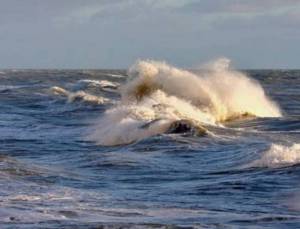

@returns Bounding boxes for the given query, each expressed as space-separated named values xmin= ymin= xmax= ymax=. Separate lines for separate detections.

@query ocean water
xmin=0 ymin=60 xmax=300 ymax=228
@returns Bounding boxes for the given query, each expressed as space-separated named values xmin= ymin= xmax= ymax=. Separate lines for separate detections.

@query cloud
xmin=53 ymin=0 xmax=195 ymax=27
xmin=53 ymin=0 xmax=300 ymax=31
xmin=172 ymin=0 xmax=300 ymax=31
xmin=0 ymin=0 xmax=299 ymax=68
xmin=180 ymin=0 xmax=300 ymax=14
xmin=55 ymin=5 xmax=104 ymax=25
xmin=54 ymin=0 xmax=159 ymax=26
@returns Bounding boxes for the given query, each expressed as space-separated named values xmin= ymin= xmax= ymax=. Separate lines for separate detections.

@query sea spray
xmin=89 ymin=58 xmax=281 ymax=146
xmin=123 ymin=58 xmax=281 ymax=121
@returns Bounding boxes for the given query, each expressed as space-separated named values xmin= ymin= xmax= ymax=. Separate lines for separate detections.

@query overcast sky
xmin=0 ymin=0 xmax=299 ymax=69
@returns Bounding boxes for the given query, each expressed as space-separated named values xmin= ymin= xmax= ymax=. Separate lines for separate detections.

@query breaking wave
xmin=89 ymin=58 xmax=281 ymax=146
xmin=75 ymin=79 xmax=119 ymax=92
xmin=51 ymin=86 xmax=110 ymax=105
xmin=251 ymin=143 xmax=300 ymax=168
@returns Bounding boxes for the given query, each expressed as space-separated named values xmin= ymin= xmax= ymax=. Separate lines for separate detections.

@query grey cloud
xmin=180 ymin=0 xmax=300 ymax=14
xmin=0 ymin=0 xmax=299 ymax=68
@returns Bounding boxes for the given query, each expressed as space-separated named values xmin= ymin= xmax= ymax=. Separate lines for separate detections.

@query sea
xmin=0 ymin=59 xmax=300 ymax=228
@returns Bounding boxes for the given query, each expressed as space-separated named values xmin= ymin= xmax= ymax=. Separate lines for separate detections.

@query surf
xmin=51 ymin=86 xmax=110 ymax=105
xmin=88 ymin=58 xmax=282 ymax=146
xmin=250 ymin=143 xmax=300 ymax=168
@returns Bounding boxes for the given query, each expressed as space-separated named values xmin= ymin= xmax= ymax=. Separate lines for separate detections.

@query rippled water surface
xmin=0 ymin=69 xmax=300 ymax=228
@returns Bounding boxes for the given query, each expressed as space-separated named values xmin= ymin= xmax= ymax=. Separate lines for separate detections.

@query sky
xmin=0 ymin=0 xmax=299 ymax=69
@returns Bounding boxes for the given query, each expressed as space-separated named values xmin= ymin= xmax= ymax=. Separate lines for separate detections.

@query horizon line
xmin=1 ymin=67 xmax=300 ymax=71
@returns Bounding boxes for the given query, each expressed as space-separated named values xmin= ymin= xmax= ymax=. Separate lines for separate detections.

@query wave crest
xmin=123 ymin=59 xmax=281 ymax=122
xmin=75 ymin=79 xmax=119 ymax=92
xmin=89 ymin=58 xmax=281 ymax=146
xmin=51 ymin=86 xmax=110 ymax=105
xmin=251 ymin=144 xmax=300 ymax=168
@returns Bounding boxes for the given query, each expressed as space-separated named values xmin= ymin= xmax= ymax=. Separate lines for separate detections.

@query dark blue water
xmin=0 ymin=69 xmax=300 ymax=228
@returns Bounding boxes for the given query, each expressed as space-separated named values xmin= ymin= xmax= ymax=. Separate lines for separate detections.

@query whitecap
xmin=77 ymin=79 xmax=119 ymax=89
xmin=51 ymin=86 xmax=110 ymax=105
xmin=251 ymin=143 xmax=300 ymax=168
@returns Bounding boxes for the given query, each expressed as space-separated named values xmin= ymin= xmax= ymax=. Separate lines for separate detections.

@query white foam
xmin=51 ymin=86 xmax=110 ymax=105
xmin=77 ymin=79 xmax=119 ymax=89
xmin=106 ymin=73 xmax=125 ymax=78
xmin=88 ymin=105 xmax=174 ymax=146
xmin=8 ymin=195 xmax=42 ymax=201
xmin=89 ymin=58 xmax=281 ymax=146
xmin=123 ymin=59 xmax=281 ymax=121
xmin=251 ymin=143 xmax=300 ymax=168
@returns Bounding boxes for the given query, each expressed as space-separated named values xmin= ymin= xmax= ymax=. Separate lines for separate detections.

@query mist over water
xmin=0 ymin=60 xmax=300 ymax=228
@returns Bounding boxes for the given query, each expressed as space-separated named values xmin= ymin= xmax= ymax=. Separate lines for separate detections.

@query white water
xmin=76 ymin=79 xmax=119 ymax=90
xmin=252 ymin=143 xmax=300 ymax=168
xmin=51 ymin=86 xmax=110 ymax=105
xmin=89 ymin=58 xmax=282 ymax=146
